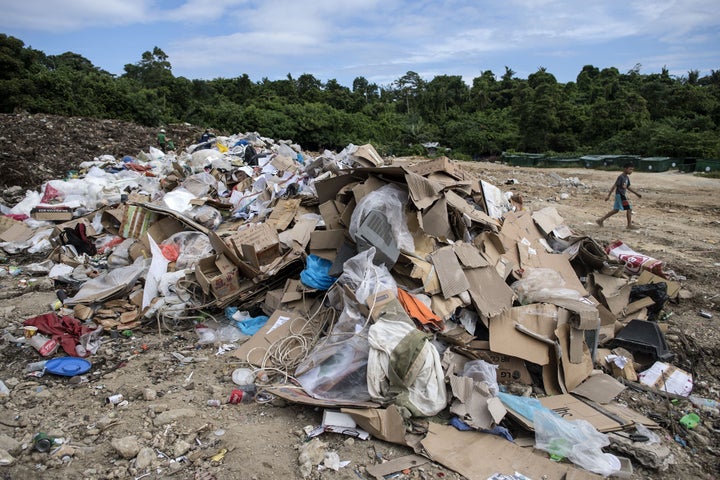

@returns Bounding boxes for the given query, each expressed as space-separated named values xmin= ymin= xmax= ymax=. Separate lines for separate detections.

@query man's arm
xmin=627 ymin=186 xmax=642 ymax=198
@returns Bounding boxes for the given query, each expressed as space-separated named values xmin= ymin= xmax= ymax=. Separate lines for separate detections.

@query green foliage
xmin=0 ymin=34 xmax=718 ymax=159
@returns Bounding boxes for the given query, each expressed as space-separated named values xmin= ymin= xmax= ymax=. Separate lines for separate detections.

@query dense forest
xmin=1 ymin=34 xmax=719 ymax=159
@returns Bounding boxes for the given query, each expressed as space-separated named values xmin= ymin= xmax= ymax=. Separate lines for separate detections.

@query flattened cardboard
xmin=453 ymin=242 xmax=490 ymax=268
xmin=465 ymin=266 xmax=514 ymax=320
xmin=571 ymin=373 xmax=626 ymax=404
xmin=352 ymin=144 xmax=384 ymax=167
xmin=318 ymin=200 xmax=344 ymax=229
xmin=233 ymin=310 xmax=314 ymax=367
xmin=430 ymin=246 xmax=469 ymax=299
xmin=365 ymin=454 xmax=428 ymax=480
xmin=532 ymin=206 xmax=566 ymax=236
xmin=637 ymin=270 xmax=680 ymax=299
xmin=404 ymin=171 xmax=443 ymax=210
xmin=421 ymin=423 xmax=601 ymax=480
xmin=448 ymin=374 xmax=506 ymax=429
xmin=555 ymin=323 xmax=593 ymax=392
xmin=341 ymin=406 xmax=408 ymax=445
xmin=591 ymin=273 xmax=632 ymax=316
xmin=451 ymin=344 xmax=533 ymax=385
xmin=539 ymin=394 xmax=631 ymax=432
xmin=444 ymin=190 xmax=499 ymax=231
xmin=278 ymin=216 xmax=318 ymax=250
xmin=501 ymin=393 xmax=631 ymax=433
xmin=489 ymin=304 xmax=561 ymax=366
xmin=310 ymin=229 xmax=346 ymax=252
xmin=227 ymin=223 xmax=280 ymax=267
xmin=265 ymin=385 xmax=380 ymax=408
xmin=403 ymin=157 xmax=465 ymax=180
xmin=0 ymin=215 xmax=33 ymax=242
xmin=266 ymin=198 xmax=301 ymax=231
xmin=420 ymin=198 xmax=454 ymax=239
xmin=353 ymin=175 xmax=386 ymax=205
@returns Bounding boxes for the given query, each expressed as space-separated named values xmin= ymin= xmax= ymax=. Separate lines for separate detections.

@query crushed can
xmin=228 ymin=389 xmax=255 ymax=404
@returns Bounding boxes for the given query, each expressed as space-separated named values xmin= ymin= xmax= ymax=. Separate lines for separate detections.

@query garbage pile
xmin=0 ymin=131 xmax=713 ymax=479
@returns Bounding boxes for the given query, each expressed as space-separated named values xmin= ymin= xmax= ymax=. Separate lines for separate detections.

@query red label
xmin=39 ymin=339 xmax=58 ymax=356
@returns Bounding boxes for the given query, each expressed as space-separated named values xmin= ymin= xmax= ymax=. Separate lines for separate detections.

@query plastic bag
xmin=190 ymin=205 xmax=223 ymax=230
xmin=511 ymin=267 xmax=584 ymax=305
xmin=300 ymin=254 xmax=337 ymax=290
xmin=348 ymin=184 xmax=414 ymax=253
xmin=296 ymin=293 xmax=372 ymax=402
xmin=337 ymin=248 xmax=397 ymax=305
xmin=216 ymin=325 xmax=246 ymax=343
xmin=534 ymin=408 xmax=621 ymax=476
xmin=195 ymin=325 xmax=218 ymax=344
xmin=161 ymin=232 xmax=213 ymax=270
xmin=462 ymin=359 xmax=499 ymax=396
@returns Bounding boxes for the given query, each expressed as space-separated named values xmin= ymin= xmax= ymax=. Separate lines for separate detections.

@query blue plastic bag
xmin=300 ymin=254 xmax=337 ymax=290
xmin=235 ymin=315 xmax=269 ymax=336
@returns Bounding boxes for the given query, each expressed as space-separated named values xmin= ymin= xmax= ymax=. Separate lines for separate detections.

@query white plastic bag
xmin=462 ymin=359 xmax=499 ymax=396
xmin=337 ymin=248 xmax=397 ymax=305
xmin=348 ymin=184 xmax=414 ymax=253
xmin=511 ymin=267 xmax=584 ymax=305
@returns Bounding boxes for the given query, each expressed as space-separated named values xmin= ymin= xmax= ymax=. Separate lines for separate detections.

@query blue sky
xmin=2 ymin=0 xmax=719 ymax=88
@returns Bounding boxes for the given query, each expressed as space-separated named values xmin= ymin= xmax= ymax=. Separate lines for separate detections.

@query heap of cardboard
xmin=0 ymin=134 xmax=686 ymax=479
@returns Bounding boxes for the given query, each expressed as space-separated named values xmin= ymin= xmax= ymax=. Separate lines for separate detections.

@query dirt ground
xmin=1 ymin=116 xmax=720 ymax=480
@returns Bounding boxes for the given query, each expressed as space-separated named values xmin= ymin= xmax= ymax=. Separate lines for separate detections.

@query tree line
xmin=1 ymin=34 xmax=718 ymax=159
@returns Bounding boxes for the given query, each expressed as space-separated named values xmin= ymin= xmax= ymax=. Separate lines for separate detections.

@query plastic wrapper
xmin=162 ymin=187 xmax=196 ymax=213
xmin=182 ymin=172 xmax=218 ymax=197
xmin=337 ymin=248 xmax=397 ymax=305
xmin=195 ymin=325 xmax=218 ymax=344
xmin=534 ymin=408 xmax=621 ymax=476
xmin=189 ymin=205 xmax=223 ymax=230
xmin=216 ymin=325 xmax=246 ymax=343
xmin=511 ymin=267 xmax=584 ymax=305
xmin=349 ymin=184 xmax=415 ymax=253
xmin=296 ymin=293 xmax=372 ymax=402
xmin=161 ymin=232 xmax=213 ymax=270
xmin=64 ymin=260 xmax=146 ymax=306
xmin=462 ymin=359 xmax=499 ymax=396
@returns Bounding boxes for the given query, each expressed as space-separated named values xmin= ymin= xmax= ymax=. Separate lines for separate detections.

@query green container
xmin=676 ymin=157 xmax=697 ymax=173
xmin=581 ymin=155 xmax=611 ymax=168
xmin=503 ymin=152 xmax=544 ymax=167
xmin=638 ymin=157 xmax=671 ymax=172
xmin=545 ymin=157 xmax=581 ymax=167
xmin=695 ymin=158 xmax=720 ymax=173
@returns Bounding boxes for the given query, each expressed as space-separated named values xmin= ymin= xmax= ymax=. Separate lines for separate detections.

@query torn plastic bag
xmin=367 ymin=313 xmax=447 ymax=417
xmin=182 ymin=172 xmax=218 ymax=197
xmin=160 ymin=232 xmax=213 ymax=270
xmin=296 ymin=293 xmax=372 ymax=402
xmin=162 ymin=187 xmax=196 ymax=213
xmin=337 ymin=248 xmax=397 ymax=305
xmin=64 ymin=260 xmax=146 ymax=306
xmin=189 ymin=205 xmax=222 ymax=230
xmin=300 ymin=254 xmax=337 ymax=290
xmin=462 ymin=359 xmax=500 ymax=396
xmin=511 ymin=267 xmax=584 ymax=305
xmin=534 ymin=408 xmax=621 ymax=476
xmin=349 ymin=184 xmax=414 ymax=254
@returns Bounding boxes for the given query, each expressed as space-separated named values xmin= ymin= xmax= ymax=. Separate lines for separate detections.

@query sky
xmin=2 ymin=0 xmax=719 ymax=89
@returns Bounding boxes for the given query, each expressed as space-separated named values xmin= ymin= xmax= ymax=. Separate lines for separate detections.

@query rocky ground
xmin=0 ymin=114 xmax=719 ymax=480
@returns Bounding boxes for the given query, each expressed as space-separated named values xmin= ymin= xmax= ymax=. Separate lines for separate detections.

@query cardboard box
xmin=225 ymin=223 xmax=280 ymax=267
xmin=195 ymin=254 xmax=240 ymax=300
xmin=31 ymin=206 xmax=74 ymax=221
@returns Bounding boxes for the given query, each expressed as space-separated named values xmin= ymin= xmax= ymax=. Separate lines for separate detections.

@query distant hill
xmin=0 ymin=113 xmax=201 ymax=190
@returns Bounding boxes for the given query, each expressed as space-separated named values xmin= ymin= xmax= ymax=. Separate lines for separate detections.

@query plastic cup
xmin=23 ymin=326 xmax=38 ymax=338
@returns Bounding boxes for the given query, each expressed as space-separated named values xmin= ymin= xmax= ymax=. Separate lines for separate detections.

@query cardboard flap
xmin=420 ymin=198 xmax=454 ymax=240
xmin=404 ymin=171 xmax=443 ymax=210
xmin=430 ymin=246 xmax=470 ymax=299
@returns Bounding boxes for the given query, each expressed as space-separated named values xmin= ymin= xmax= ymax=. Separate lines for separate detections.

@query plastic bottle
xmin=26 ymin=360 xmax=48 ymax=373
xmin=28 ymin=334 xmax=59 ymax=357
xmin=688 ymin=395 xmax=720 ymax=414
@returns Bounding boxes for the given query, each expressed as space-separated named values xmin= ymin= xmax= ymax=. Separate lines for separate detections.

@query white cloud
xmin=1 ymin=0 xmax=150 ymax=31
